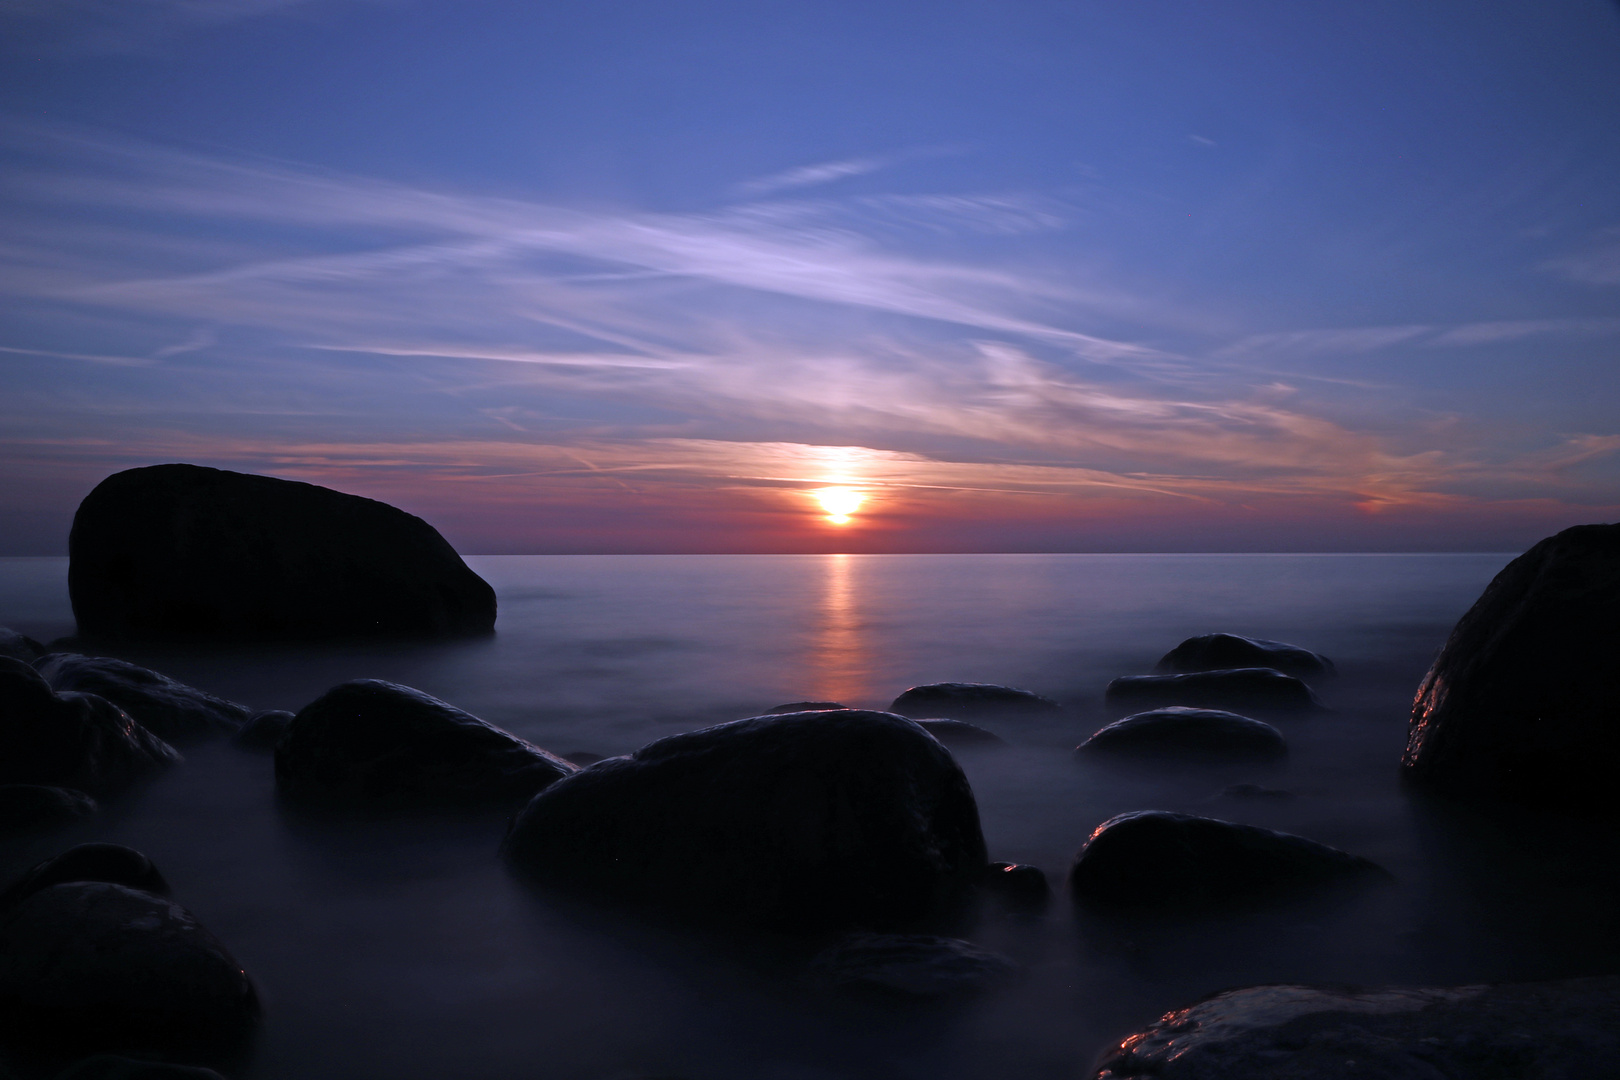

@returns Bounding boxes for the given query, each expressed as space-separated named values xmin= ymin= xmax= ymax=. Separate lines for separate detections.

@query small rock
xmin=764 ymin=701 xmax=848 ymax=713
xmin=1155 ymin=633 xmax=1335 ymax=678
xmin=0 ymin=786 xmax=97 ymax=836
xmin=889 ymin=683 xmax=1060 ymax=722
xmin=0 ymin=844 xmax=170 ymax=910
xmin=916 ymin=718 xmax=1007 ymax=747
xmin=1218 ymin=783 xmax=1296 ymax=801
xmin=805 ymin=933 xmax=1017 ymax=999
xmin=1078 ymin=707 xmax=1286 ymax=762
xmin=1105 ymin=668 xmax=1322 ymax=713
xmin=979 ymin=862 xmax=1049 ymax=910
xmin=230 ymin=710 xmax=293 ymax=752
xmin=56 ymin=1056 xmax=227 ymax=1080
xmin=0 ymin=628 xmax=45 ymax=665
xmin=37 ymin=655 xmax=250 ymax=745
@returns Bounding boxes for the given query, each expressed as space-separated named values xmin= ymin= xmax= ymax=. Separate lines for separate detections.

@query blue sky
xmin=1 ymin=0 xmax=1617 ymax=553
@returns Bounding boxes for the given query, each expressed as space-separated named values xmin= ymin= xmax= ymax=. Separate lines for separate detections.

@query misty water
xmin=6 ymin=552 xmax=1620 ymax=1079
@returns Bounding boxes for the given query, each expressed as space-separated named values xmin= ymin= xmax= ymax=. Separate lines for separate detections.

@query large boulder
xmin=1155 ymin=633 xmax=1335 ymax=679
xmin=0 ymin=844 xmax=169 ymax=910
xmin=0 ymin=883 xmax=258 ymax=1068
xmin=504 ymin=710 xmax=988 ymax=935
xmin=36 ymin=655 xmax=249 ymax=745
xmin=68 ymin=463 xmax=496 ymax=642
xmin=1078 ymin=708 xmax=1286 ymax=762
xmin=0 ymin=658 xmax=179 ymax=796
xmin=1105 ymin=669 xmax=1321 ymax=713
xmin=1404 ymin=523 xmax=1620 ymax=812
xmin=1069 ymin=811 xmax=1387 ymax=912
xmin=275 ymin=679 xmax=576 ymax=811
xmin=889 ymin=683 xmax=1060 ymax=721
xmin=1091 ymin=977 xmax=1620 ymax=1079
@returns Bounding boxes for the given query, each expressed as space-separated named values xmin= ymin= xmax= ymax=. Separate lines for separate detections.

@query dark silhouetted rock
xmin=275 ymin=679 xmax=575 ymax=811
xmin=68 ymin=463 xmax=496 ymax=642
xmin=1155 ymin=633 xmax=1335 ymax=679
xmin=764 ymin=701 xmax=848 ymax=713
xmin=0 ymin=844 xmax=169 ymax=911
xmin=0 ymin=786 xmax=96 ymax=836
xmin=1404 ymin=523 xmax=1620 ymax=813
xmin=0 ymin=628 xmax=44 ymax=665
xmin=0 ymin=883 xmax=258 ymax=1068
xmin=230 ymin=710 xmax=292 ymax=752
xmin=1105 ymin=668 xmax=1321 ymax=713
xmin=916 ymin=718 xmax=1006 ymax=747
xmin=1078 ymin=707 xmax=1286 ymax=762
xmin=0 ymin=658 xmax=180 ymax=796
xmin=805 ymin=933 xmax=1016 ymax=999
xmin=56 ymin=1056 xmax=227 ymax=1080
xmin=504 ymin=710 xmax=988 ymax=935
xmin=1091 ymin=977 xmax=1620 ymax=1080
xmin=980 ymin=862 xmax=1049 ymax=910
xmin=889 ymin=683 xmax=1060 ymax=722
xmin=36 ymin=655 xmax=249 ymax=745
xmin=1069 ymin=811 xmax=1387 ymax=912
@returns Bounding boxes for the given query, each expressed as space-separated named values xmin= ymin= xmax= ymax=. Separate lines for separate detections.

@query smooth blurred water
xmin=5 ymin=552 xmax=1619 ymax=1080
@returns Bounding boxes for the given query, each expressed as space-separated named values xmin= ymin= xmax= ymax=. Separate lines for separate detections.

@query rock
xmin=68 ymin=463 xmax=496 ymax=642
xmin=1404 ymin=523 xmax=1620 ymax=812
xmin=0 ymin=883 xmax=258 ymax=1067
xmin=36 ymin=655 xmax=249 ymax=745
xmin=0 ymin=844 xmax=169 ymax=910
xmin=1069 ymin=811 xmax=1388 ymax=912
xmin=0 ymin=658 xmax=180 ymax=796
xmin=504 ymin=710 xmax=988 ymax=935
xmin=561 ymin=750 xmax=605 ymax=767
xmin=979 ymin=862 xmax=1049 ymax=910
xmin=1155 ymin=633 xmax=1335 ymax=679
xmin=888 ymin=683 xmax=1060 ymax=722
xmin=0 ymin=628 xmax=44 ymax=665
xmin=1078 ymin=707 xmax=1286 ymax=762
xmin=275 ymin=679 xmax=576 ymax=810
xmin=1105 ymin=668 xmax=1321 ymax=713
xmin=764 ymin=701 xmax=848 ymax=713
xmin=1090 ymin=976 xmax=1620 ymax=1079
xmin=1217 ymin=783 xmax=1295 ymax=801
xmin=230 ymin=710 xmax=293 ymax=752
xmin=0 ymin=786 xmax=96 ymax=835
xmin=56 ymin=1056 xmax=227 ymax=1080
xmin=805 ymin=933 xmax=1016 ymax=999
xmin=916 ymin=718 xmax=1007 ymax=747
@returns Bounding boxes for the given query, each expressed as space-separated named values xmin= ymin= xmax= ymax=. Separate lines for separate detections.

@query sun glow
xmin=813 ymin=486 xmax=865 ymax=525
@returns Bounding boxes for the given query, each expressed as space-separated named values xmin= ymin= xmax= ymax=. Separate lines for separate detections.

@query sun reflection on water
xmin=811 ymin=553 xmax=869 ymax=705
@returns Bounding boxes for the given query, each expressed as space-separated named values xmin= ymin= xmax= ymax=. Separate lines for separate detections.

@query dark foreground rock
xmin=1091 ymin=976 xmax=1620 ymax=1079
xmin=1069 ymin=811 xmax=1387 ymax=912
xmin=504 ymin=710 xmax=988 ymax=935
xmin=0 ymin=786 xmax=96 ymax=836
xmin=916 ymin=718 xmax=1007 ymax=748
xmin=68 ymin=463 xmax=496 ymax=642
xmin=1078 ymin=708 xmax=1286 ymax=762
xmin=0 ymin=658 xmax=179 ymax=796
xmin=889 ymin=683 xmax=1060 ymax=722
xmin=805 ymin=933 xmax=1016 ymax=1000
xmin=36 ymin=655 xmax=249 ymax=745
xmin=230 ymin=710 xmax=292 ymax=753
xmin=1105 ymin=669 xmax=1321 ymax=713
xmin=0 ymin=883 xmax=258 ymax=1068
xmin=0 ymin=844 xmax=170 ymax=911
xmin=276 ymin=680 xmax=575 ymax=811
xmin=1404 ymin=522 xmax=1620 ymax=813
xmin=1155 ymin=633 xmax=1335 ymax=679
xmin=0 ymin=628 xmax=44 ymax=665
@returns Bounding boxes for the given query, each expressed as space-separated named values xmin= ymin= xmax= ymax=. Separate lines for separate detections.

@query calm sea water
xmin=5 ymin=552 xmax=1619 ymax=1080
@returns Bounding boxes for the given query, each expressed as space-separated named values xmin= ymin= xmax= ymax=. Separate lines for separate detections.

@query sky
xmin=1 ymin=0 xmax=1618 ymax=554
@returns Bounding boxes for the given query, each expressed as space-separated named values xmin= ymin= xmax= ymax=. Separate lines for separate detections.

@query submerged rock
xmin=56 ymin=1056 xmax=228 ymax=1080
xmin=1104 ymin=668 xmax=1321 ymax=713
xmin=1078 ymin=707 xmax=1286 ymax=762
xmin=1404 ymin=522 xmax=1620 ymax=813
xmin=889 ymin=683 xmax=1060 ymax=721
xmin=0 ymin=785 xmax=96 ymax=836
xmin=504 ymin=709 xmax=988 ymax=935
xmin=1155 ymin=633 xmax=1335 ymax=679
xmin=0 ymin=628 xmax=45 ymax=665
xmin=1091 ymin=977 xmax=1620 ymax=1079
xmin=0 ymin=658 xmax=179 ymax=796
xmin=0 ymin=844 xmax=170 ymax=910
xmin=276 ymin=680 xmax=576 ymax=811
xmin=979 ymin=862 xmax=1049 ymax=910
xmin=764 ymin=701 xmax=848 ymax=713
xmin=230 ymin=710 xmax=293 ymax=753
xmin=805 ymin=933 xmax=1016 ymax=999
xmin=1069 ymin=811 xmax=1387 ymax=912
xmin=0 ymin=883 xmax=258 ymax=1068
xmin=36 ymin=655 xmax=249 ymax=745
xmin=915 ymin=718 xmax=1007 ymax=747
xmin=68 ymin=463 xmax=496 ymax=642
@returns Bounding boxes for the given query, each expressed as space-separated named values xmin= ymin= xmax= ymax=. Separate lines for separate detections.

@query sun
xmin=813 ymin=487 xmax=865 ymax=525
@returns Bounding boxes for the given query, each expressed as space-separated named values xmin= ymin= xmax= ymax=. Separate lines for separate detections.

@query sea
xmin=5 ymin=552 xmax=1620 ymax=1080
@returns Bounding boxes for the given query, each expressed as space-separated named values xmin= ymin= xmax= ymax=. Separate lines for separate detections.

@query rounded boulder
xmin=1078 ymin=707 xmax=1286 ymax=762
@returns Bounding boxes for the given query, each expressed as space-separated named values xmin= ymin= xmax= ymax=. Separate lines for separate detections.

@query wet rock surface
xmin=0 ymin=786 xmax=96 ymax=836
xmin=0 ymin=882 xmax=259 ymax=1069
xmin=0 ymin=658 xmax=179 ymax=796
xmin=1091 ymin=977 xmax=1620 ymax=1079
xmin=889 ymin=683 xmax=1060 ymax=722
xmin=804 ymin=933 xmax=1017 ymax=1000
xmin=36 ymin=655 xmax=249 ymax=745
xmin=0 ymin=844 xmax=170 ymax=911
xmin=230 ymin=710 xmax=293 ymax=753
xmin=504 ymin=709 xmax=988 ymax=935
xmin=67 ymin=463 xmax=496 ymax=642
xmin=1404 ymin=522 xmax=1620 ymax=813
xmin=0 ymin=629 xmax=44 ymax=665
xmin=275 ymin=679 xmax=576 ymax=811
xmin=1078 ymin=707 xmax=1286 ymax=762
xmin=1069 ymin=811 xmax=1387 ymax=912
xmin=1155 ymin=633 xmax=1335 ymax=679
xmin=915 ymin=718 xmax=1006 ymax=747
xmin=1105 ymin=668 xmax=1321 ymax=713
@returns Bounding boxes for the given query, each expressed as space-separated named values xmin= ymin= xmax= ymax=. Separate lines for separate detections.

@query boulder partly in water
xmin=0 ymin=844 xmax=170 ymax=911
xmin=1105 ymin=668 xmax=1321 ymax=713
xmin=1404 ymin=522 xmax=1620 ymax=813
xmin=1155 ymin=633 xmax=1335 ymax=679
xmin=0 ymin=786 xmax=96 ymax=837
xmin=68 ymin=463 xmax=496 ymax=642
xmin=1078 ymin=707 xmax=1286 ymax=762
xmin=504 ymin=709 xmax=988 ymax=935
xmin=36 ymin=655 xmax=249 ymax=745
xmin=889 ymin=683 xmax=1060 ymax=722
xmin=804 ymin=933 xmax=1016 ymax=1000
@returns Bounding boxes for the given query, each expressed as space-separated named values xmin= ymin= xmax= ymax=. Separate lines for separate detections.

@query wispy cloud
xmin=0 ymin=0 xmax=375 ymax=53
xmin=1541 ymin=227 xmax=1620 ymax=287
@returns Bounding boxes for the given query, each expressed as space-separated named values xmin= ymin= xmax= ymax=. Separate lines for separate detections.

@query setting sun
xmin=813 ymin=487 xmax=865 ymax=525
